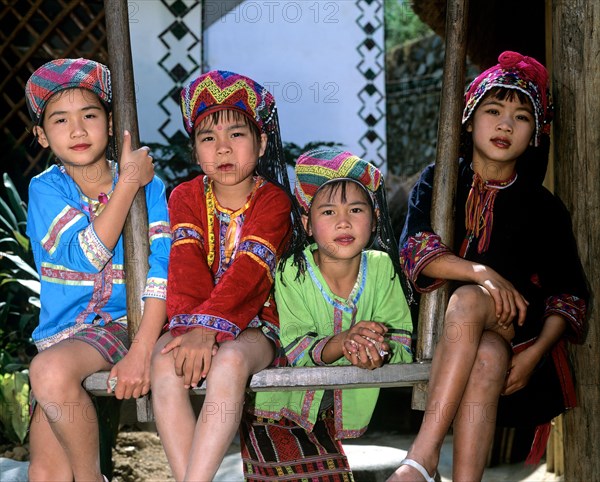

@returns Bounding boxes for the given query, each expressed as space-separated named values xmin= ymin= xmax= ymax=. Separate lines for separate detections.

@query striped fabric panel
xmin=41 ymin=205 xmax=86 ymax=256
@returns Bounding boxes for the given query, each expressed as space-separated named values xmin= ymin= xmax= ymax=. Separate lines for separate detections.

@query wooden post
xmin=553 ymin=1 xmax=600 ymax=479
xmin=104 ymin=0 xmax=149 ymax=338
xmin=412 ymin=0 xmax=469 ymax=409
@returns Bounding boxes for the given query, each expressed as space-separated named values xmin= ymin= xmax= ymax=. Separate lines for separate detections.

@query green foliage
xmin=0 ymin=173 xmax=38 ymax=444
xmin=385 ymin=0 xmax=433 ymax=50
xmin=0 ymin=370 xmax=30 ymax=444
xmin=0 ymin=173 xmax=39 ymax=372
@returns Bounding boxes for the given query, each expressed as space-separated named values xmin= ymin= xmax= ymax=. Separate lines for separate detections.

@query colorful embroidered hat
xmin=462 ymin=51 xmax=551 ymax=146
xmin=294 ymin=147 xmax=382 ymax=213
xmin=180 ymin=70 xmax=277 ymax=136
xmin=25 ymin=58 xmax=112 ymax=124
xmin=294 ymin=146 xmax=404 ymax=283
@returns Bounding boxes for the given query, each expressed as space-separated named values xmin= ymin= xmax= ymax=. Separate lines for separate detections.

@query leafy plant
xmin=385 ymin=0 xmax=433 ymax=49
xmin=0 ymin=370 xmax=29 ymax=444
xmin=0 ymin=173 xmax=39 ymax=443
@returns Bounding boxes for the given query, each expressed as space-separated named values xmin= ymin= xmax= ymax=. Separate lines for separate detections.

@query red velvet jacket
xmin=167 ymin=175 xmax=292 ymax=342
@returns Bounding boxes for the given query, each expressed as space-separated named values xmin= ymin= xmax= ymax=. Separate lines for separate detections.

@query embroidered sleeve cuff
xmin=168 ymin=314 xmax=241 ymax=340
xmin=388 ymin=328 xmax=413 ymax=352
xmin=309 ymin=335 xmax=334 ymax=366
xmin=238 ymin=236 xmax=277 ymax=283
xmin=172 ymin=223 xmax=204 ymax=249
xmin=142 ymin=277 xmax=167 ymax=300
xmin=545 ymin=294 xmax=587 ymax=344
xmin=79 ymin=224 xmax=113 ymax=270
xmin=400 ymin=232 xmax=452 ymax=293
xmin=148 ymin=221 xmax=172 ymax=244
xmin=285 ymin=335 xmax=317 ymax=366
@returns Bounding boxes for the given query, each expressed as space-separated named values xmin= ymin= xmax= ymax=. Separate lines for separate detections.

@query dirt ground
xmin=112 ymin=429 xmax=175 ymax=482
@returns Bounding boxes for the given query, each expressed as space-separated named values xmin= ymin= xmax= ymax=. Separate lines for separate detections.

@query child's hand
xmin=342 ymin=321 xmax=388 ymax=370
xmin=473 ymin=264 xmax=528 ymax=328
xmin=119 ymin=130 xmax=155 ymax=188
xmin=107 ymin=340 xmax=152 ymax=399
xmin=161 ymin=328 xmax=218 ymax=389
xmin=502 ymin=347 xmax=540 ymax=396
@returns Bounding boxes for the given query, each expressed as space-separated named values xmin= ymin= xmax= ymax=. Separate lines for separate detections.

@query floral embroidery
xmin=238 ymin=236 xmax=277 ymax=282
xmin=545 ymin=294 xmax=586 ymax=343
xmin=149 ymin=221 xmax=172 ymax=244
xmin=400 ymin=231 xmax=452 ymax=292
xmin=169 ymin=313 xmax=240 ymax=338
xmin=79 ymin=224 xmax=113 ymax=270
xmin=142 ymin=277 xmax=167 ymax=300
xmin=172 ymin=223 xmax=204 ymax=248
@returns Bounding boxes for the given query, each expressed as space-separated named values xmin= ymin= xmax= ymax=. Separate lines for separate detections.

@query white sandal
xmin=399 ymin=458 xmax=436 ymax=482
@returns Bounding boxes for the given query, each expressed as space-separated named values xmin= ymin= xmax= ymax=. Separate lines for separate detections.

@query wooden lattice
xmin=0 ymin=0 xmax=108 ymax=177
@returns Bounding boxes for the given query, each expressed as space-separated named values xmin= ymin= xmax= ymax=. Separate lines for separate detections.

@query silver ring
xmin=108 ymin=377 xmax=118 ymax=391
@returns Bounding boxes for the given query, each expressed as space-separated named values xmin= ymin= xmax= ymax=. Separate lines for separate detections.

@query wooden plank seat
xmin=96 ymin=0 xmax=468 ymax=426
xmin=84 ymin=363 xmax=431 ymax=422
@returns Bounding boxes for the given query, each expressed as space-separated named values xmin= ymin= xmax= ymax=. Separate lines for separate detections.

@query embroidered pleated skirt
xmin=240 ymin=408 xmax=355 ymax=482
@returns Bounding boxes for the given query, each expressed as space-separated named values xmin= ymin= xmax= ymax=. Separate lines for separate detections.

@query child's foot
xmin=387 ymin=458 xmax=437 ymax=482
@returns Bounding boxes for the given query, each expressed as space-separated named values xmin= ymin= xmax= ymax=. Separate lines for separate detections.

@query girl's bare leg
xmin=28 ymin=404 xmax=73 ymax=481
xmin=387 ymin=285 xmax=513 ymax=481
xmin=452 ymin=330 xmax=511 ymax=482
xmin=28 ymin=339 xmax=112 ymax=482
xmin=151 ymin=332 xmax=197 ymax=481
xmin=184 ymin=329 xmax=274 ymax=482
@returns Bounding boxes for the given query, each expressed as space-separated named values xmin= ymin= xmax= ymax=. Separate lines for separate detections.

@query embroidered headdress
xmin=180 ymin=70 xmax=276 ymax=135
xmin=25 ymin=58 xmax=112 ymax=124
xmin=462 ymin=51 xmax=552 ymax=146
xmin=181 ymin=70 xmax=305 ymax=267
xmin=294 ymin=147 xmax=382 ymax=212
xmin=294 ymin=147 xmax=401 ymax=278
xmin=180 ymin=70 xmax=290 ymax=192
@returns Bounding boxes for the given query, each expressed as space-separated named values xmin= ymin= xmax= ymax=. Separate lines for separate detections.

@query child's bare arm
xmin=422 ymin=253 xmax=528 ymax=328
xmin=92 ymin=131 xmax=155 ymax=250
xmin=503 ymin=314 xmax=567 ymax=395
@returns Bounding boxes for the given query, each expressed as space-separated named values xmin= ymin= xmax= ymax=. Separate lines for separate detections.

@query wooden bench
xmin=84 ymin=363 xmax=431 ymax=422
xmin=94 ymin=0 xmax=468 ymax=425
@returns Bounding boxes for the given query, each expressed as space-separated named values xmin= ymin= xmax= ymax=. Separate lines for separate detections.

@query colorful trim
xmin=305 ymin=251 xmax=367 ymax=313
xmin=400 ymin=231 xmax=452 ymax=292
xmin=333 ymin=389 xmax=368 ymax=439
xmin=169 ymin=313 xmax=240 ymax=339
xmin=310 ymin=335 xmax=334 ymax=366
xmin=148 ymin=221 xmax=172 ymax=244
xmin=142 ymin=277 xmax=167 ymax=300
xmin=545 ymin=294 xmax=587 ymax=343
xmin=389 ymin=328 xmax=413 ymax=353
xmin=34 ymin=316 xmax=128 ymax=352
xmin=41 ymin=262 xmax=96 ymax=286
xmin=79 ymin=224 xmax=113 ymax=270
xmin=286 ymin=336 xmax=314 ymax=365
xmin=41 ymin=205 xmax=85 ymax=256
xmin=238 ymin=236 xmax=277 ymax=282
xmin=172 ymin=222 xmax=204 ymax=248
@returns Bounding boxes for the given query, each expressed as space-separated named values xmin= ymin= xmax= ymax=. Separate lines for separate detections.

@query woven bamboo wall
xmin=1 ymin=0 xmax=107 ymax=178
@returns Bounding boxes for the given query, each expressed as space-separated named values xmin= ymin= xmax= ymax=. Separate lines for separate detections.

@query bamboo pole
xmin=104 ymin=0 xmax=149 ymax=338
xmin=412 ymin=0 xmax=469 ymax=410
